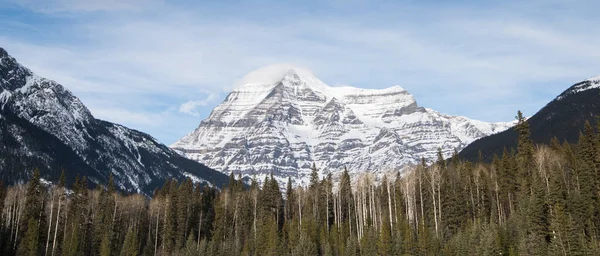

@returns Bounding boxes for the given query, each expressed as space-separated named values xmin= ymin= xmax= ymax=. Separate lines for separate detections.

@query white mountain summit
xmin=171 ymin=65 xmax=513 ymax=186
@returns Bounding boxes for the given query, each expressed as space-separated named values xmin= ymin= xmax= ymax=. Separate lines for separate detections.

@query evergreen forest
xmin=2 ymin=112 xmax=600 ymax=256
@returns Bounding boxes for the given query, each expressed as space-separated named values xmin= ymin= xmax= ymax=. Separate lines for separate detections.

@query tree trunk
xmin=418 ymin=171 xmax=424 ymax=233
xmin=46 ymin=190 xmax=55 ymax=256
xmin=197 ymin=211 xmax=202 ymax=247
xmin=387 ymin=179 xmax=394 ymax=231
xmin=52 ymin=192 xmax=63 ymax=256
xmin=155 ymin=205 xmax=160 ymax=256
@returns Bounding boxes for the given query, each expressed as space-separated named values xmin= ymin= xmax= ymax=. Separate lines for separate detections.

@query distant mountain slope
xmin=172 ymin=64 xmax=513 ymax=187
xmin=459 ymin=76 xmax=600 ymax=162
xmin=0 ymin=47 xmax=228 ymax=194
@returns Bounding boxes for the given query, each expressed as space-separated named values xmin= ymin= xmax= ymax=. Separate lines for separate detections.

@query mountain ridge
xmin=172 ymin=65 xmax=513 ymax=187
xmin=0 ymin=47 xmax=229 ymax=194
xmin=459 ymin=75 xmax=600 ymax=162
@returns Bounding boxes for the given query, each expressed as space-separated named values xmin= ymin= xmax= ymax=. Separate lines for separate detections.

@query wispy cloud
xmin=179 ymin=93 xmax=218 ymax=117
xmin=0 ymin=0 xmax=599 ymax=144
xmin=8 ymin=0 xmax=162 ymax=13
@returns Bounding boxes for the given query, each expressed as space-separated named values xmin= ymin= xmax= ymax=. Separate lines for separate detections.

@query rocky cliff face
xmin=172 ymin=65 xmax=512 ymax=186
xmin=0 ymin=47 xmax=228 ymax=194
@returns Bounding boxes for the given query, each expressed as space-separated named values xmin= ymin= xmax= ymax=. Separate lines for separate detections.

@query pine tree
xmin=96 ymin=174 xmax=116 ymax=256
xmin=22 ymin=169 xmax=44 ymax=232
xmin=549 ymin=203 xmax=569 ymax=256
xmin=339 ymin=168 xmax=352 ymax=223
xmin=523 ymin=170 xmax=549 ymax=255
xmin=99 ymin=232 xmax=111 ymax=256
xmin=17 ymin=219 xmax=39 ymax=256
xmin=49 ymin=171 xmax=66 ymax=256
xmin=345 ymin=236 xmax=360 ymax=256
xmin=163 ymin=180 xmax=178 ymax=252
xmin=182 ymin=233 xmax=199 ymax=256
xmin=378 ymin=214 xmax=392 ymax=256
xmin=516 ymin=110 xmax=534 ymax=196
xmin=0 ymin=181 xmax=6 ymax=254
xmin=120 ymin=226 xmax=138 ymax=256
xmin=63 ymin=176 xmax=85 ymax=256
xmin=292 ymin=232 xmax=317 ymax=256
xmin=285 ymin=177 xmax=296 ymax=222
xmin=580 ymin=121 xmax=596 ymax=170
xmin=577 ymin=129 xmax=597 ymax=232
xmin=360 ymin=228 xmax=379 ymax=256
xmin=441 ymin=161 xmax=464 ymax=239
xmin=0 ymin=181 xmax=6 ymax=224
xmin=176 ymin=178 xmax=193 ymax=249
xmin=310 ymin=163 xmax=319 ymax=190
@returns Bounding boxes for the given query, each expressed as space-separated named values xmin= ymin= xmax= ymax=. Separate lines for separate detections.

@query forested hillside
xmin=460 ymin=76 xmax=600 ymax=162
xmin=1 ymin=112 xmax=600 ymax=255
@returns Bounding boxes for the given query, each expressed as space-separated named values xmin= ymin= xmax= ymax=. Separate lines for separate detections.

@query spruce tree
xmin=378 ymin=215 xmax=392 ymax=256
xmin=120 ymin=226 xmax=138 ymax=256
xmin=523 ymin=170 xmax=549 ymax=255
xmin=577 ymin=130 xmax=597 ymax=230
xmin=515 ymin=110 xmax=534 ymax=196
xmin=182 ymin=233 xmax=199 ymax=256
xmin=0 ymin=181 xmax=6 ymax=224
xmin=96 ymin=174 xmax=116 ymax=256
xmin=17 ymin=219 xmax=39 ymax=256
xmin=285 ymin=177 xmax=296 ymax=222
xmin=292 ymin=232 xmax=317 ymax=256
xmin=23 ymin=169 xmax=44 ymax=232
xmin=163 ymin=180 xmax=178 ymax=252
xmin=360 ymin=228 xmax=379 ymax=256
xmin=63 ymin=175 xmax=87 ymax=256
xmin=339 ymin=168 xmax=352 ymax=223
xmin=176 ymin=179 xmax=193 ymax=249
xmin=345 ymin=236 xmax=360 ymax=256
xmin=310 ymin=163 xmax=319 ymax=190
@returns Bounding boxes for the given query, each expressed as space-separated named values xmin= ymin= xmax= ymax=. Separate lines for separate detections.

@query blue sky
xmin=1 ymin=0 xmax=599 ymax=145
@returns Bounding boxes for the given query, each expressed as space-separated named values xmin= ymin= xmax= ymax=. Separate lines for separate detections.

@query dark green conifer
xmin=17 ymin=219 xmax=39 ymax=256
xmin=120 ymin=226 xmax=138 ymax=256
xmin=515 ymin=110 xmax=534 ymax=195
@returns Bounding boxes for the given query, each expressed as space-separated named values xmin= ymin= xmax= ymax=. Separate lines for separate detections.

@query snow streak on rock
xmin=0 ymin=47 xmax=228 ymax=194
xmin=172 ymin=65 xmax=513 ymax=187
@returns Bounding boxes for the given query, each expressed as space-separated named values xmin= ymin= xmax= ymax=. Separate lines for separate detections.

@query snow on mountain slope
xmin=172 ymin=65 xmax=513 ymax=187
xmin=555 ymin=75 xmax=600 ymax=101
xmin=0 ymin=47 xmax=228 ymax=194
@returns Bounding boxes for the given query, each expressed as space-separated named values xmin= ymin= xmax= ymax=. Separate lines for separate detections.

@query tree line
xmin=1 ymin=111 xmax=600 ymax=255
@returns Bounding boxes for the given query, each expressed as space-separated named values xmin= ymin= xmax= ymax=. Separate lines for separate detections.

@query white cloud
xmin=93 ymin=108 xmax=158 ymax=126
xmin=179 ymin=93 xmax=218 ymax=117
xmin=1 ymin=0 xmax=599 ymax=143
xmin=9 ymin=0 xmax=162 ymax=13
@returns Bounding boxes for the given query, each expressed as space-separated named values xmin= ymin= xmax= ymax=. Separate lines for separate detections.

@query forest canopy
xmin=1 ymin=116 xmax=600 ymax=256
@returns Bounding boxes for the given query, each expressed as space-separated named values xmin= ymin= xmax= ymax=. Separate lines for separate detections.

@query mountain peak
xmin=586 ymin=75 xmax=600 ymax=82
xmin=1 ymin=48 xmax=33 ymax=91
xmin=233 ymin=64 xmax=329 ymax=93
xmin=235 ymin=64 xmax=316 ymax=87
xmin=174 ymin=65 xmax=512 ymax=187
xmin=0 ymin=47 xmax=15 ymax=68
xmin=460 ymin=75 xmax=600 ymax=163
xmin=0 ymin=46 xmax=229 ymax=193
xmin=556 ymin=75 xmax=600 ymax=101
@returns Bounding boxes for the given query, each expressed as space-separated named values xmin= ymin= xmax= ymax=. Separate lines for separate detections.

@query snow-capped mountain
xmin=172 ymin=65 xmax=512 ymax=186
xmin=556 ymin=76 xmax=600 ymax=100
xmin=460 ymin=75 xmax=600 ymax=162
xmin=0 ymin=47 xmax=228 ymax=194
